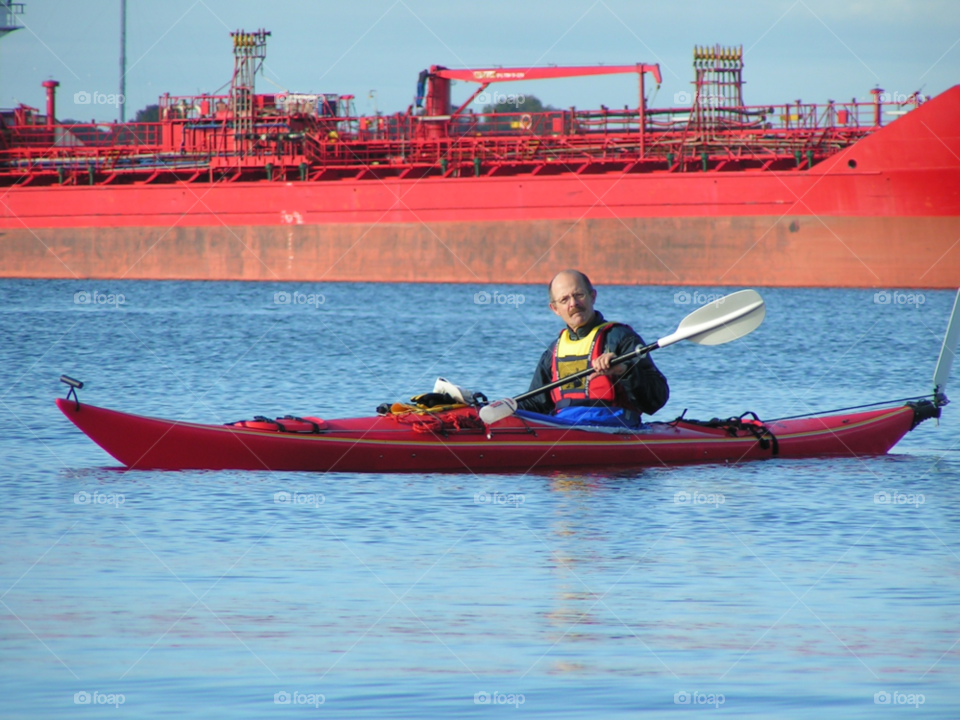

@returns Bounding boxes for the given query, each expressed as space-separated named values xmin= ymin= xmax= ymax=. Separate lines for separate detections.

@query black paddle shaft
xmin=513 ymin=340 xmax=658 ymax=403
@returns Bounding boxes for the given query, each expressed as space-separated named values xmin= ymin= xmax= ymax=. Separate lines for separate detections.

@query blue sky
xmin=2 ymin=0 xmax=958 ymax=122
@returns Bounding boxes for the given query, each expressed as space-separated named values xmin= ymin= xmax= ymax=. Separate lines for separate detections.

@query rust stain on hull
xmin=2 ymin=215 xmax=958 ymax=288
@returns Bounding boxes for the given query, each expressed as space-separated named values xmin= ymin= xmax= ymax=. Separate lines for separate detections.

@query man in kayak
xmin=517 ymin=269 xmax=669 ymax=426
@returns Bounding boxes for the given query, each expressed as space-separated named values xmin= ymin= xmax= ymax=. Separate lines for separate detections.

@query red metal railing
xmin=0 ymin=94 xmax=924 ymax=185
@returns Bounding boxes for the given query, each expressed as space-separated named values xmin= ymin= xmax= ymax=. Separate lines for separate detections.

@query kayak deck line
xmin=766 ymin=394 xmax=936 ymax=422
xmin=54 ymin=398 xmax=933 ymax=473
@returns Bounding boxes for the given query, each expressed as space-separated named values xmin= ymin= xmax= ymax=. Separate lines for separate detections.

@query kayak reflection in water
xmin=516 ymin=269 xmax=669 ymax=428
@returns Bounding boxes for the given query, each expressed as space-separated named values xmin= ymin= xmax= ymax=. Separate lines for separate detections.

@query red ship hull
xmin=4 ymin=86 xmax=960 ymax=288
xmin=56 ymin=398 xmax=922 ymax=473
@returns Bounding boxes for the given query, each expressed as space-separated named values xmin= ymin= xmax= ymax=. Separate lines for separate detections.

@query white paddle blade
xmin=933 ymin=288 xmax=960 ymax=397
xmin=479 ymin=397 xmax=518 ymax=425
xmin=657 ymin=289 xmax=765 ymax=347
xmin=687 ymin=299 xmax=766 ymax=346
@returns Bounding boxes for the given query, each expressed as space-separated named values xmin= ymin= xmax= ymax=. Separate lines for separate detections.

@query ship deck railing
xmin=0 ymin=97 xmax=923 ymax=184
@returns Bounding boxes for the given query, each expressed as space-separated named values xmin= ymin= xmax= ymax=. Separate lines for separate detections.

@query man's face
xmin=549 ymin=274 xmax=597 ymax=330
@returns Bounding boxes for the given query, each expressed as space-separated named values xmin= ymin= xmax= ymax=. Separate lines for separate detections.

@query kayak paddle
xmin=933 ymin=288 xmax=960 ymax=405
xmin=478 ymin=288 xmax=766 ymax=424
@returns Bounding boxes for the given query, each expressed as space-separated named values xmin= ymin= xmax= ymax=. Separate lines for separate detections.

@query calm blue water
xmin=1 ymin=280 xmax=958 ymax=718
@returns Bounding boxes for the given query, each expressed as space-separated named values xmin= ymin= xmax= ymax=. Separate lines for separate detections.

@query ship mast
xmin=0 ymin=0 xmax=23 ymax=41
xmin=230 ymin=28 xmax=270 ymax=158
xmin=119 ymin=0 xmax=126 ymax=122
xmin=690 ymin=44 xmax=744 ymax=137
xmin=0 ymin=0 xmax=23 ymax=94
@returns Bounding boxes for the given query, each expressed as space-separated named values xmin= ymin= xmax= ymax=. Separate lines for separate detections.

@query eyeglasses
xmin=553 ymin=291 xmax=587 ymax=306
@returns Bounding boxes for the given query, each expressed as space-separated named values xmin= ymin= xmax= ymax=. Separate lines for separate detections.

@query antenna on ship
xmin=229 ymin=28 xmax=270 ymax=157
xmin=119 ymin=0 xmax=126 ymax=122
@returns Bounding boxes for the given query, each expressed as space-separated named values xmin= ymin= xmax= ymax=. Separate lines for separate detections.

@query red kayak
xmin=54 ymin=287 xmax=960 ymax=472
xmin=55 ymin=398 xmax=940 ymax=473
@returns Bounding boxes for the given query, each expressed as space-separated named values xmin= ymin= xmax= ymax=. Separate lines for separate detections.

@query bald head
xmin=548 ymin=269 xmax=598 ymax=330
xmin=548 ymin=270 xmax=594 ymax=303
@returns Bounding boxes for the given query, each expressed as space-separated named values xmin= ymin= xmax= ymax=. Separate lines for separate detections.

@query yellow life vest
xmin=551 ymin=322 xmax=617 ymax=404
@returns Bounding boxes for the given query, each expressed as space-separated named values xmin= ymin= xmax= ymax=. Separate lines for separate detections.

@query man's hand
xmin=590 ymin=351 xmax=626 ymax=379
